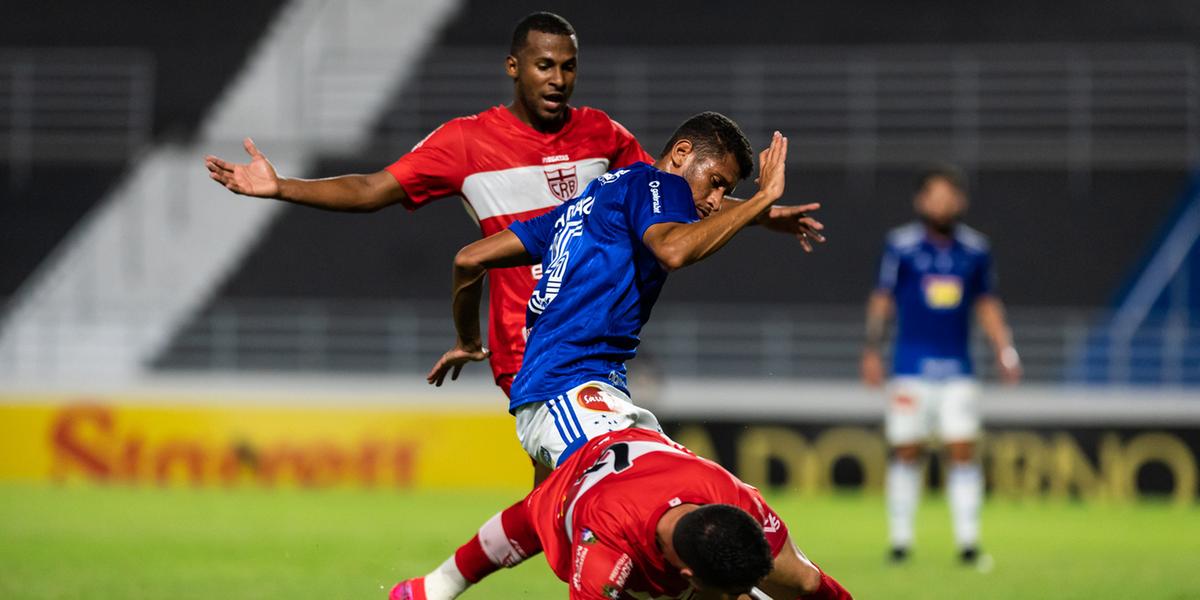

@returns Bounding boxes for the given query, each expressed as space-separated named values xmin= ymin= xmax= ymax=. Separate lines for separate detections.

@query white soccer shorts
xmin=514 ymin=380 xmax=663 ymax=468
xmin=885 ymin=376 xmax=981 ymax=446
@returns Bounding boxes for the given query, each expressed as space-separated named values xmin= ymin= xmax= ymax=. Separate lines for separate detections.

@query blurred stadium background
xmin=2 ymin=0 xmax=1198 ymax=598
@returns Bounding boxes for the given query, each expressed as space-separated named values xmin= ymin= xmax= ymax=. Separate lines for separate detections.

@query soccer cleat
xmin=390 ymin=578 xmax=428 ymax=600
xmin=959 ymin=547 xmax=994 ymax=573
xmin=888 ymin=546 xmax=909 ymax=564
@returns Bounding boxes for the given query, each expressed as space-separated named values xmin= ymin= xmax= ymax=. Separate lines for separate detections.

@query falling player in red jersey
xmin=391 ymin=428 xmax=852 ymax=600
xmin=204 ymin=12 xmax=825 ymax=401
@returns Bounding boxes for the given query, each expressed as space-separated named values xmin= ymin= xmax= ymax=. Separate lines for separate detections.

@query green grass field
xmin=1 ymin=484 xmax=1197 ymax=599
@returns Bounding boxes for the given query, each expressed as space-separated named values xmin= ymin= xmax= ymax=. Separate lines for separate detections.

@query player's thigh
xmin=515 ymin=381 xmax=663 ymax=469
xmin=885 ymin=377 xmax=932 ymax=447
xmin=937 ymin=378 xmax=981 ymax=444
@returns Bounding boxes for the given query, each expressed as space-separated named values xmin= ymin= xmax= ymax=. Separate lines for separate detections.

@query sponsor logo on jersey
xmin=762 ymin=512 xmax=781 ymax=534
xmin=649 ymin=180 xmax=662 ymax=214
xmin=609 ymin=554 xmax=633 ymax=586
xmin=922 ymin=274 xmax=964 ymax=309
xmin=543 ymin=154 xmax=570 ymax=164
xmin=577 ymin=386 xmax=614 ymax=412
xmin=545 ymin=165 xmax=579 ymax=202
xmin=572 ymin=545 xmax=589 ymax=590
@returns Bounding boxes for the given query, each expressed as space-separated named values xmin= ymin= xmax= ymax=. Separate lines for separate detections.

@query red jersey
xmin=385 ymin=106 xmax=653 ymax=384
xmin=526 ymin=428 xmax=790 ymax=600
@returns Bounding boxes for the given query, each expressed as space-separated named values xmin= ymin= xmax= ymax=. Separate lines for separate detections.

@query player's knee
xmin=946 ymin=441 xmax=975 ymax=463
xmin=891 ymin=444 xmax=922 ymax=463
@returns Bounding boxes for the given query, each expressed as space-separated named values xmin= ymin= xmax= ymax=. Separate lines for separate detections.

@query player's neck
xmin=505 ymin=102 xmax=570 ymax=134
xmin=656 ymin=504 xmax=700 ymax=569
xmin=923 ymin=223 xmax=956 ymax=246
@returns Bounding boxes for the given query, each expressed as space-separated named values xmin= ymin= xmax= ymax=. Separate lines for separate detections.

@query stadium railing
xmin=366 ymin=43 xmax=1200 ymax=171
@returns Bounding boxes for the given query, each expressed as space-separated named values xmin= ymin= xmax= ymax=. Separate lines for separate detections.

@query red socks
xmin=453 ymin=500 xmax=541 ymax=583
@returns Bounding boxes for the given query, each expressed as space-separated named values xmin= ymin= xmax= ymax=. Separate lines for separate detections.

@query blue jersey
xmin=876 ymin=222 xmax=995 ymax=378
xmin=506 ymin=162 xmax=697 ymax=412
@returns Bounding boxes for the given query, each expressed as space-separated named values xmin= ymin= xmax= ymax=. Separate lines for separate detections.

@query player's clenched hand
xmin=760 ymin=203 xmax=827 ymax=252
xmin=204 ymin=137 xmax=281 ymax=198
xmin=427 ymin=344 xmax=491 ymax=386
xmin=754 ymin=131 xmax=788 ymax=203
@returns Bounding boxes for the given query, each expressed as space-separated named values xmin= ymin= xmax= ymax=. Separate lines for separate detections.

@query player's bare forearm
xmin=974 ymin=295 xmax=1014 ymax=354
xmin=451 ymin=231 xmax=536 ymax=346
xmin=642 ymin=190 xmax=780 ymax=271
xmin=864 ymin=291 xmax=894 ymax=352
xmin=975 ymin=295 xmax=1021 ymax=381
xmin=275 ymin=170 xmax=405 ymax=213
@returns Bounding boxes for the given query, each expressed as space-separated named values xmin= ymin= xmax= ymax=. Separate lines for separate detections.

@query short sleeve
xmin=509 ymin=204 xmax=565 ymax=263
xmin=384 ymin=120 xmax=467 ymax=210
xmin=609 ymin=118 xmax=655 ymax=168
xmin=628 ymin=173 xmax=697 ymax=242
xmin=875 ymin=244 xmax=901 ymax=293
xmin=746 ymin=489 xmax=791 ymax=558
xmin=568 ymin=540 xmax=634 ymax=600
xmin=971 ymin=251 xmax=996 ymax=297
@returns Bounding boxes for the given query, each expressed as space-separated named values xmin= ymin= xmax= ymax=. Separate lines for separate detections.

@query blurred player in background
xmin=393 ymin=428 xmax=852 ymax=600
xmin=204 ymin=11 xmax=822 ymax=405
xmin=860 ymin=163 xmax=1021 ymax=568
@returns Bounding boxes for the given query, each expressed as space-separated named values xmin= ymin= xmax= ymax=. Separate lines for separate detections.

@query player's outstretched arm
xmin=427 ymin=231 xmax=536 ymax=386
xmin=861 ymin=290 xmax=894 ymax=387
xmin=204 ymin=137 xmax=407 ymax=212
xmin=975 ymin=295 xmax=1021 ymax=384
xmin=754 ymin=536 xmax=852 ymax=600
xmin=643 ymin=132 xmax=789 ymax=271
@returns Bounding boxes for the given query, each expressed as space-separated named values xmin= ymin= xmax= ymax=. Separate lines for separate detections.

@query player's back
xmin=507 ymin=163 xmax=698 ymax=409
xmin=528 ymin=428 xmax=789 ymax=599
xmin=879 ymin=222 xmax=994 ymax=377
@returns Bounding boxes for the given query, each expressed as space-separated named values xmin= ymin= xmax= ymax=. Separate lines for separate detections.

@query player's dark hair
xmin=510 ymin=12 xmax=576 ymax=56
xmin=661 ymin=112 xmax=755 ymax=182
xmin=914 ymin=162 xmax=968 ymax=195
xmin=672 ymin=504 xmax=773 ymax=593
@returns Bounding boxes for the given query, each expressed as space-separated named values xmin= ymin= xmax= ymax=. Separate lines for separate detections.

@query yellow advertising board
xmin=0 ymin=396 xmax=531 ymax=489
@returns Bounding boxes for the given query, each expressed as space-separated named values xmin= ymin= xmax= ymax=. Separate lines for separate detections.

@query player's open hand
xmin=204 ymin=137 xmax=281 ymax=198
xmin=760 ymin=203 xmax=827 ymax=252
xmin=754 ymin=131 xmax=788 ymax=203
xmin=427 ymin=343 xmax=491 ymax=386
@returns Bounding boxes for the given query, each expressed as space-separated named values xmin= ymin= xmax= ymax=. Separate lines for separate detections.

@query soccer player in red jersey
xmin=391 ymin=428 xmax=852 ymax=600
xmin=205 ymin=12 xmax=824 ymax=401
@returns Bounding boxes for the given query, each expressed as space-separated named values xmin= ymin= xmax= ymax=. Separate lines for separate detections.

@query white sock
xmin=887 ymin=459 xmax=921 ymax=549
xmin=948 ymin=462 xmax=983 ymax=549
xmin=421 ymin=556 xmax=470 ymax=600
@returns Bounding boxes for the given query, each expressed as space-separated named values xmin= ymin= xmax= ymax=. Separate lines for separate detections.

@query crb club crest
xmin=544 ymin=165 xmax=578 ymax=201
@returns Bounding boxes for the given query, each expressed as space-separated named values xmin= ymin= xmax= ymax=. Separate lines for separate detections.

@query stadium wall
xmin=1 ymin=380 xmax=1195 ymax=504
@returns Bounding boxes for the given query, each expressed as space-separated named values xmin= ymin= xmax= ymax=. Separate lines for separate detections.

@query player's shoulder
xmin=953 ymin=223 xmax=991 ymax=254
xmin=885 ymin=221 xmax=925 ymax=252
xmin=571 ymin=105 xmax=617 ymax=127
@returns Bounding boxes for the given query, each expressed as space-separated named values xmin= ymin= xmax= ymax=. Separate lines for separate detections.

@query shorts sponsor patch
xmin=577 ymin=386 xmax=614 ymax=412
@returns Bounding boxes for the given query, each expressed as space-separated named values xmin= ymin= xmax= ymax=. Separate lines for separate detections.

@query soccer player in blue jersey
xmin=426 ymin=112 xmax=807 ymax=469
xmin=860 ymin=163 xmax=1021 ymax=569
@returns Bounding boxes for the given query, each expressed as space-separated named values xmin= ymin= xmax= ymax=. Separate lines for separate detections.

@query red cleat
xmin=389 ymin=578 xmax=428 ymax=600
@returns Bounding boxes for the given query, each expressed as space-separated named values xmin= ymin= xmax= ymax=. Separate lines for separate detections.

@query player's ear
xmin=505 ymin=55 xmax=519 ymax=80
xmin=670 ymin=139 xmax=693 ymax=169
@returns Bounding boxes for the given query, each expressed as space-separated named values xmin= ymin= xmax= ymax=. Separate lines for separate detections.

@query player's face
xmin=679 ymin=152 xmax=742 ymax=219
xmin=506 ymin=31 xmax=578 ymax=128
xmin=914 ymin=177 xmax=966 ymax=233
